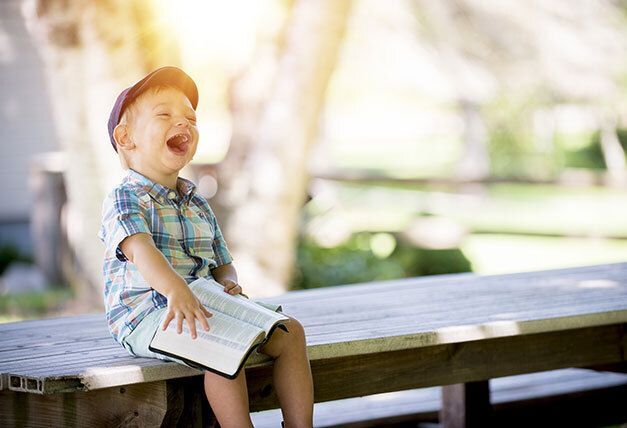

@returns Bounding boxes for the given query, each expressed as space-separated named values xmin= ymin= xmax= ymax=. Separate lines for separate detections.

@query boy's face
xmin=121 ymin=86 xmax=199 ymax=179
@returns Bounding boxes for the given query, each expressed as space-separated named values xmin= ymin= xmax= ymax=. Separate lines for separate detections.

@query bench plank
xmin=0 ymin=379 xmax=193 ymax=427
xmin=1 ymin=262 xmax=626 ymax=428
xmin=0 ymin=313 xmax=102 ymax=332
xmin=250 ymin=368 xmax=627 ymax=427
xmin=1 ymin=262 xmax=626 ymax=395
xmin=243 ymin=323 xmax=624 ymax=411
xmin=270 ymin=263 xmax=620 ymax=303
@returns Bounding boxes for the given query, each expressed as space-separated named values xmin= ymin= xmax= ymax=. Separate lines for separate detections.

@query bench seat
xmin=1 ymin=262 xmax=626 ymax=427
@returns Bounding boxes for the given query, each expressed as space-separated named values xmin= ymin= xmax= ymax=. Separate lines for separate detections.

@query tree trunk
xmin=456 ymin=99 xmax=490 ymax=181
xmin=23 ymin=0 xmax=175 ymax=309
xmin=215 ymin=0 xmax=353 ymax=297
xmin=599 ymin=113 xmax=627 ymax=187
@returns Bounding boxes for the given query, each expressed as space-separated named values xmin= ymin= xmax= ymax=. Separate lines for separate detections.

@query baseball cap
xmin=107 ymin=66 xmax=199 ymax=152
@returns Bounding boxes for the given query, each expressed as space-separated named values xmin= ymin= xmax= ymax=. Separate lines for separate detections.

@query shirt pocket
xmin=188 ymin=208 xmax=215 ymax=238
xmin=186 ymin=207 xmax=216 ymax=257
xmin=159 ymin=207 xmax=184 ymax=240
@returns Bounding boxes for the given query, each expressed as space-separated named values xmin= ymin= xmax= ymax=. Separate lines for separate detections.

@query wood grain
xmin=1 ymin=262 xmax=626 ymax=426
xmin=1 ymin=262 xmax=626 ymax=393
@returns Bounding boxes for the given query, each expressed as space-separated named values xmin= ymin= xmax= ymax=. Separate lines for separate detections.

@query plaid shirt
xmin=98 ymin=168 xmax=233 ymax=345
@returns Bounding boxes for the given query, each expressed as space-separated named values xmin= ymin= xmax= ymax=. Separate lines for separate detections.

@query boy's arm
xmin=119 ymin=232 xmax=212 ymax=339
xmin=211 ymin=262 xmax=248 ymax=298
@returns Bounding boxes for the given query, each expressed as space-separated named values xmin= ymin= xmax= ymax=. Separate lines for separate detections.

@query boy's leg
xmin=257 ymin=316 xmax=314 ymax=428
xmin=204 ymin=369 xmax=253 ymax=428
xmin=121 ymin=307 xmax=189 ymax=366
xmin=124 ymin=308 xmax=254 ymax=426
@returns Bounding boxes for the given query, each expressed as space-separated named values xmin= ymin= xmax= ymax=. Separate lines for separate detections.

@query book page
xmin=191 ymin=310 xmax=264 ymax=351
xmin=150 ymin=311 xmax=265 ymax=376
xmin=189 ymin=278 xmax=288 ymax=332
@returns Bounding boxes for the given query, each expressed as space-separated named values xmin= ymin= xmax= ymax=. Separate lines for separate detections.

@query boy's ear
xmin=113 ymin=123 xmax=134 ymax=151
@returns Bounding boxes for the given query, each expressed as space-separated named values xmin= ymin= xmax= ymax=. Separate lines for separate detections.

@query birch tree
xmin=213 ymin=0 xmax=353 ymax=297
xmin=23 ymin=0 xmax=178 ymax=308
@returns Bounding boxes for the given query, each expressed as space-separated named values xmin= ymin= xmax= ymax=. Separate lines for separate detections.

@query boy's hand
xmin=219 ymin=278 xmax=243 ymax=296
xmin=162 ymin=286 xmax=213 ymax=340
xmin=211 ymin=263 xmax=249 ymax=298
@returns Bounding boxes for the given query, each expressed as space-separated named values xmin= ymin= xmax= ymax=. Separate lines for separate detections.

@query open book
xmin=149 ymin=277 xmax=289 ymax=379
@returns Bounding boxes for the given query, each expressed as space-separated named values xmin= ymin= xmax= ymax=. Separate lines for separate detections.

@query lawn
xmin=305 ymin=180 xmax=627 ymax=274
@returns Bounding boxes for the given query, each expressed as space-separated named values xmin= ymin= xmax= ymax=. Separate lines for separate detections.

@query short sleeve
xmin=206 ymin=204 xmax=233 ymax=267
xmin=99 ymin=188 xmax=152 ymax=261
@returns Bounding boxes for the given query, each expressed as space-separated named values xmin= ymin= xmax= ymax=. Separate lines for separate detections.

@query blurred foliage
xmin=484 ymin=89 xmax=627 ymax=177
xmin=484 ymin=95 xmax=560 ymax=180
xmin=561 ymin=128 xmax=627 ymax=170
xmin=0 ymin=245 xmax=33 ymax=276
xmin=562 ymin=135 xmax=605 ymax=169
xmin=291 ymin=232 xmax=472 ymax=290
xmin=0 ymin=289 xmax=73 ymax=320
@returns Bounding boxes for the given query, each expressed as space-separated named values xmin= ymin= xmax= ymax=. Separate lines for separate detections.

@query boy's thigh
xmin=122 ymin=307 xmax=188 ymax=366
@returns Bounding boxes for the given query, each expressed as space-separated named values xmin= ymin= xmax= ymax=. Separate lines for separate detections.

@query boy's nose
xmin=174 ymin=117 xmax=190 ymax=127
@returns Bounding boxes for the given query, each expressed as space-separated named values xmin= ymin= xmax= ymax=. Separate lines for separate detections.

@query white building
xmin=0 ymin=0 xmax=60 ymax=256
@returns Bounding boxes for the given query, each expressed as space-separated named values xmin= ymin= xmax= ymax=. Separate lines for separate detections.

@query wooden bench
xmin=1 ymin=262 xmax=627 ymax=427
xmin=252 ymin=367 xmax=627 ymax=427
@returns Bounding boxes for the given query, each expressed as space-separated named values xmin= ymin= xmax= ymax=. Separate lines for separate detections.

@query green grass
xmin=449 ymin=183 xmax=627 ymax=237
xmin=461 ymin=234 xmax=627 ymax=275
xmin=304 ymin=180 xmax=627 ymax=276
xmin=0 ymin=288 xmax=74 ymax=323
xmin=326 ymin=136 xmax=461 ymax=178
xmin=309 ymin=181 xmax=627 ymax=238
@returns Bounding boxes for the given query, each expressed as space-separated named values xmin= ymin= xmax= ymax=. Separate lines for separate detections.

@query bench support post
xmin=440 ymin=380 xmax=493 ymax=428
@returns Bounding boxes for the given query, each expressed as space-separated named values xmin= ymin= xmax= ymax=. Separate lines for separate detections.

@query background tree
xmin=23 ymin=0 xmax=179 ymax=308
xmin=213 ymin=0 xmax=353 ymax=296
xmin=410 ymin=0 xmax=627 ymax=182
xmin=24 ymin=0 xmax=353 ymax=305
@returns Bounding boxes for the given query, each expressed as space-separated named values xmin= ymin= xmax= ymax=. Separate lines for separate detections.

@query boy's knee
xmin=284 ymin=316 xmax=306 ymax=342
xmin=258 ymin=316 xmax=306 ymax=357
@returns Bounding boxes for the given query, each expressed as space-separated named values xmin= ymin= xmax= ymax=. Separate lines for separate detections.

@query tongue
xmin=167 ymin=135 xmax=188 ymax=155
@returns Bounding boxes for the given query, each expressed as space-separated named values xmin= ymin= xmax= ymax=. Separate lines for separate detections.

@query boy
xmin=99 ymin=66 xmax=314 ymax=428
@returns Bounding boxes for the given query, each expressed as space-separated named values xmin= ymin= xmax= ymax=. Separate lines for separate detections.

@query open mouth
xmin=166 ymin=133 xmax=190 ymax=155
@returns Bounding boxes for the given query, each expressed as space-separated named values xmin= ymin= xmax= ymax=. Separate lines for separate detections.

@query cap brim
xmin=125 ymin=66 xmax=199 ymax=111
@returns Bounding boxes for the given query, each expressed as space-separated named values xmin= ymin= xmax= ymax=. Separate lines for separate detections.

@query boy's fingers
xmin=187 ymin=316 xmax=197 ymax=340
xmin=224 ymin=284 xmax=240 ymax=294
xmin=197 ymin=309 xmax=210 ymax=331
xmin=176 ymin=315 xmax=183 ymax=334
xmin=162 ymin=312 xmax=174 ymax=331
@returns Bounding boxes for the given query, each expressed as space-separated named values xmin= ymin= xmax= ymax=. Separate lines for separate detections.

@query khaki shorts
xmin=121 ymin=307 xmax=189 ymax=366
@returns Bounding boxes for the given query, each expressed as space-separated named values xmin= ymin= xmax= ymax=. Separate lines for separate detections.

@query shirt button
xmin=167 ymin=191 xmax=177 ymax=200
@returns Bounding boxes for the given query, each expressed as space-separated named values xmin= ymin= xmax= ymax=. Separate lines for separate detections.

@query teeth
xmin=168 ymin=133 xmax=189 ymax=143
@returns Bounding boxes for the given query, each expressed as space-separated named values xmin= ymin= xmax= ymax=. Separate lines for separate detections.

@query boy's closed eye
xmin=156 ymin=112 xmax=196 ymax=123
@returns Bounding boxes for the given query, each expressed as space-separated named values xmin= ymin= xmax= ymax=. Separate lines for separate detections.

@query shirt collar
xmin=125 ymin=168 xmax=197 ymax=205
